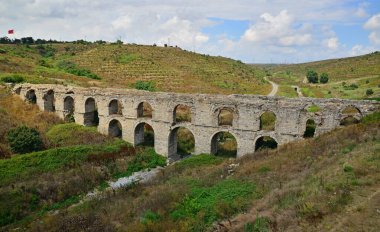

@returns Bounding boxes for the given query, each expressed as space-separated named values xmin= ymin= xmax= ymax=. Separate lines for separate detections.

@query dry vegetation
xmin=18 ymin=112 xmax=380 ymax=232
xmin=0 ymin=43 xmax=271 ymax=95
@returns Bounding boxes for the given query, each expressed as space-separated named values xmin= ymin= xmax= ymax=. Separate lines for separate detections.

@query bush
xmin=134 ymin=81 xmax=156 ymax=91
xmin=306 ymin=70 xmax=318 ymax=83
xmin=320 ymin=73 xmax=329 ymax=84
xmin=7 ymin=126 xmax=43 ymax=154
xmin=366 ymin=89 xmax=374 ymax=95
xmin=1 ymin=75 xmax=24 ymax=83
xmin=57 ymin=60 xmax=101 ymax=80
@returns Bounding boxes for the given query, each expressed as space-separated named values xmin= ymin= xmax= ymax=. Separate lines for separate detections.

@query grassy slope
xmin=256 ymin=52 xmax=380 ymax=99
xmin=0 ymin=43 xmax=270 ymax=95
xmin=0 ymin=89 xmax=166 ymax=229
xmin=26 ymin=113 xmax=380 ymax=232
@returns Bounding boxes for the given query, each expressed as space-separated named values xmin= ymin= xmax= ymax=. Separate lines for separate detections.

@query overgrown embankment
xmin=22 ymin=112 xmax=380 ymax=232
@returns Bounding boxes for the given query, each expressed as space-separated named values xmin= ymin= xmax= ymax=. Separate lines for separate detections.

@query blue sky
xmin=1 ymin=0 xmax=379 ymax=63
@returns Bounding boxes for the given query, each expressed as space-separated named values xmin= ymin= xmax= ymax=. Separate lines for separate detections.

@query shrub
xmin=306 ymin=70 xmax=318 ymax=83
xmin=1 ymin=75 xmax=24 ymax=83
xmin=57 ymin=60 xmax=100 ymax=80
xmin=134 ymin=81 xmax=156 ymax=91
xmin=7 ymin=126 xmax=43 ymax=154
xmin=366 ymin=89 xmax=374 ymax=95
xmin=320 ymin=73 xmax=329 ymax=84
xmin=344 ymin=83 xmax=359 ymax=90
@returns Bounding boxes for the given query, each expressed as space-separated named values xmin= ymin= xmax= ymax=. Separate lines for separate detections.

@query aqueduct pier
xmin=13 ymin=84 xmax=379 ymax=161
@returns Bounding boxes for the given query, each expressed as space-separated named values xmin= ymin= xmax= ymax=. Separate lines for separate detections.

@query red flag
xmin=8 ymin=29 xmax=14 ymax=34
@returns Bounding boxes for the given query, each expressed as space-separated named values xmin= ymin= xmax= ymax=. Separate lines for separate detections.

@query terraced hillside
xmin=254 ymin=52 xmax=380 ymax=99
xmin=0 ymin=43 xmax=270 ymax=95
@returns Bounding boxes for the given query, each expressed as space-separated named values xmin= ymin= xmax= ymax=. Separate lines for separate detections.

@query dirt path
xmin=264 ymin=76 xmax=278 ymax=96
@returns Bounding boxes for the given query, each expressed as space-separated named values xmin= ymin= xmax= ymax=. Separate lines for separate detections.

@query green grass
xmin=46 ymin=123 xmax=110 ymax=147
xmin=277 ymin=85 xmax=298 ymax=98
xmin=307 ymin=104 xmax=321 ymax=113
xmin=0 ymin=139 xmax=128 ymax=186
xmin=170 ymin=179 xmax=256 ymax=228
xmin=117 ymin=54 xmax=140 ymax=64
xmin=112 ymin=147 xmax=166 ymax=179
xmin=174 ymin=154 xmax=223 ymax=170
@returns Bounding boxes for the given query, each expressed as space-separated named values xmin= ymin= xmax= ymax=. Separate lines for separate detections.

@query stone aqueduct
xmin=13 ymin=84 xmax=379 ymax=160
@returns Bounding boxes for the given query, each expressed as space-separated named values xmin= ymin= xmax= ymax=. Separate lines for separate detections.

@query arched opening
xmin=25 ymin=89 xmax=37 ymax=104
xmin=342 ymin=106 xmax=361 ymax=114
xmin=64 ymin=96 xmax=75 ymax=122
xmin=137 ymin=102 xmax=153 ymax=118
xmin=168 ymin=127 xmax=195 ymax=158
xmin=109 ymin=99 xmax=122 ymax=115
xmin=340 ymin=106 xmax=361 ymax=126
xmin=43 ymin=90 xmax=55 ymax=112
xmin=134 ymin=123 xmax=154 ymax=146
xmin=211 ymin=132 xmax=237 ymax=158
xmin=109 ymin=119 xmax=122 ymax=138
xmin=340 ymin=116 xmax=360 ymax=126
xmin=84 ymin=98 xmax=99 ymax=127
xmin=303 ymin=119 xmax=316 ymax=138
xmin=173 ymin=104 xmax=192 ymax=123
xmin=255 ymin=136 xmax=278 ymax=151
xmin=218 ymin=108 xmax=234 ymax=126
xmin=260 ymin=111 xmax=276 ymax=131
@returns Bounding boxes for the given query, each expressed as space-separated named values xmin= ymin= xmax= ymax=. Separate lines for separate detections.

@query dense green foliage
xmin=7 ymin=126 xmax=42 ymax=154
xmin=320 ymin=72 xmax=329 ymax=83
xmin=306 ymin=70 xmax=318 ymax=83
xmin=1 ymin=74 xmax=24 ymax=83
xmin=57 ymin=60 xmax=100 ymax=80
xmin=134 ymin=81 xmax=156 ymax=91
xmin=174 ymin=154 xmax=223 ymax=170
xmin=171 ymin=179 xmax=256 ymax=228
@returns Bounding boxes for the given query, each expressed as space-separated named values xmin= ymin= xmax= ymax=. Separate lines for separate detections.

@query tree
xmin=320 ymin=73 xmax=329 ymax=84
xmin=366 ymin=89 xmax=374 ymax=95
xmin=306 ymin=70 xmax=318 ymax=83
xmin=7 ymin=126 xmax=43 ymax=154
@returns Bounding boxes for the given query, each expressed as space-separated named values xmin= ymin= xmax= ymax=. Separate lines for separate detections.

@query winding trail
xmin=264 ymin=76 xmax=278 ymax=96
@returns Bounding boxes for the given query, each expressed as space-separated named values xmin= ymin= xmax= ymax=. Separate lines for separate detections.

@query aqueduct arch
xmin=64 ymin=96 xmax=75 ymax=122
xmin=109 ymin=119 xmax=122 ymax=138
xmin=134 ymin=122 xmax=155 ymax=146
xmin=211 ymin=131 xmax=238 ymax=157
xmin=13 ymin=84 xmax=379 ymax=160
xmin=109 ymin=99 xmax=122 ymax=115
xmin=25 ymin=89 xmax=37 ymax=104
xmin=84 ymin=97 xmax=99 ymax=126
xmin=43 ymin=90 xmax=55 ymax=112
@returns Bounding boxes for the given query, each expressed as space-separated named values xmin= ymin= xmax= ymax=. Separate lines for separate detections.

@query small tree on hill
xmin=320 ymin=73 xmax=329 ymax=84
xmin=7 ymin=126 xmax=43 ymax=154
xmin=306 ymin=70 xmax=318 ymax=83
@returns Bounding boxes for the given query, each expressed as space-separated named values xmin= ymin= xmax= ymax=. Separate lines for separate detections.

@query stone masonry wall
xmin=14 ymin=84 xmax=380 ymax=161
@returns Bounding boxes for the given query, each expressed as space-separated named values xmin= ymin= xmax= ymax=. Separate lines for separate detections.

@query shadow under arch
xmin=43 ymin=89 xmax=55 ymax=112
xmin=84 ymin=97 xmax=99 ymax=127
xmin=109 ymin=119 xmax=122 ymax=138
xmin=25 ymin=89 xmax=37 ymax=104
xmin=109 ymin=99 xmax=123 ymax=115
xmin=168 ymin=126 xmax=195 ymax=159
xmin=134 ymin=122 xmax=155 ymax=147
xmin=255 ymin=136 xmax=278 ymax=151
xmin=64 ymin=96 xmax=75 ymax=122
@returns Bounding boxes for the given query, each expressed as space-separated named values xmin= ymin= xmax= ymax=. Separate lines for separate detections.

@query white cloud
xmin=112 ymin=16 xmax=132 ymax=30
xmin=364 ymin=13 xmax=380 ymax=30
xmin=364 ymin=13 xmax=380 ymax=45
xmin=242 ymin=10 xmax=313 ymax=47
xmin=325 ymin=37 xmax=339 ymax=50
xmin=350 ymin=44 xmax=374 ymax=56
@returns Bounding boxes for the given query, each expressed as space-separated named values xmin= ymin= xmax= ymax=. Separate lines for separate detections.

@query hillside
xmin=253 ymin=52 xmax=380 ymax=99
xmin=0 ymin=43 xmax=270 ymax=95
